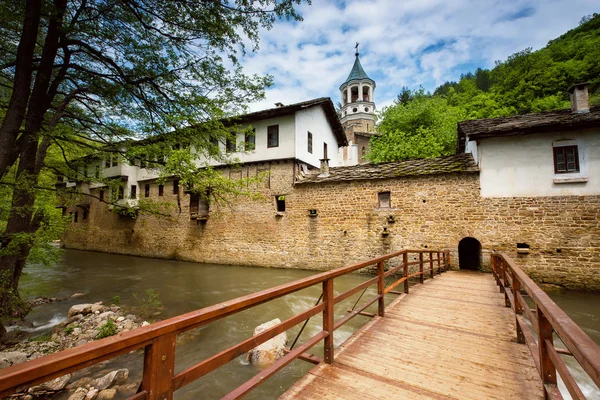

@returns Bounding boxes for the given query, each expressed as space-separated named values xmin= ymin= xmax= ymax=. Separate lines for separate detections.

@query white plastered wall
xmin=294 ymin=106 xmax=340 ymax=167
xmin=477 ymin=128 xmax=600 ymax=197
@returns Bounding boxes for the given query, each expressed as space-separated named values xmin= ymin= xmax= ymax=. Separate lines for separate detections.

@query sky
xmin=240 ymin=0 xmax=598 ymax=112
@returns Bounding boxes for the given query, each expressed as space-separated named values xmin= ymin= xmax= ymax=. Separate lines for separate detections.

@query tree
xmin=0 ymin=0 xmax=308 ymax=342
xmin=368 ymin=94 xmax=465 ymax=163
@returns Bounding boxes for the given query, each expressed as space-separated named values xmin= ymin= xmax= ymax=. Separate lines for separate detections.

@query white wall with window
xmin=474 ymin=128 xmax=600 ymax=197
xmin=294 ymin=106 xmax=340 ymax=167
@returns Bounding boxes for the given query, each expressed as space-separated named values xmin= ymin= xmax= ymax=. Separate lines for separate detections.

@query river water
xmin=16 ymin=249 xmax=600 ymax=399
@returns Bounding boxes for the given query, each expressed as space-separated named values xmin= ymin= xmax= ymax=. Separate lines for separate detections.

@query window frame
xmin=267 ymin=125 xmax=279 ymax=148
xmin=158 ymin=184 xmax=164 ymax=197
xmin=245 ymin=129 xmax=256 ymax=151
xmin=553 ymin=145 xmax=579 ymax=174
xmin=130 ymin=185 xmax=137 ymax=199
xmin=226 ymin=136 xmax=236 ymax=153
xmin=144 ymin=184 xmax=150 ymax=198
xmin=173 ymin=180 xmax=179 ymax=195
xmin=378 ymin=191 xmax=391 ymax=208
xmin=308 ymin=131 xmax=313 ymax=154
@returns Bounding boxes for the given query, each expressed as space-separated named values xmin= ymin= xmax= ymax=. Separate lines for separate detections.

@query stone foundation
xmin=62 ymin=161 xmax=600 ymax=290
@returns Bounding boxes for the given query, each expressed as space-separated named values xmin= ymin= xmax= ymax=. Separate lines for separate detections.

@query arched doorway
xmin=458 ymin=237 xmax=481 ymax=270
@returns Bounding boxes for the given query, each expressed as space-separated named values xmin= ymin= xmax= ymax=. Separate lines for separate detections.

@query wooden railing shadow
xmin=0 ymin=249 xmax=449 ymax=400
xmin=492 ymin=252 xmax=600 ymax=400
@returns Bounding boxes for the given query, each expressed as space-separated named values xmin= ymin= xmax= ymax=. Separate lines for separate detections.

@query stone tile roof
xmin=456 ymin=106 xmax=600 ymax=153
xmin=458 ymin=106 xmax=600 ymax=139
xmin=296 ymin=153 xmax=478 ymax=185
xmin=232 ymin=97 xmax=347 ymax=147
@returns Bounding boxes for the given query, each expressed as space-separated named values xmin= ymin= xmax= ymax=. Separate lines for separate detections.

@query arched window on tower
xmin=351 ymin=86 xmax=359 ymax=103
xmin=362 ymin=86 xmax=369 ymax=102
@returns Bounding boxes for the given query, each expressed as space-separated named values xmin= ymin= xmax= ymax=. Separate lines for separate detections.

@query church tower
xmin=339 ymin=45 xmax=376 ymax=164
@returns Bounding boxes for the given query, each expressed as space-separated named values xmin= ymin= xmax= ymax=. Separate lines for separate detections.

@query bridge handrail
xmin=491 ymin=252 xmax=600 ymax=400
xmin=0 ymin=249 xmax=450 ymax=400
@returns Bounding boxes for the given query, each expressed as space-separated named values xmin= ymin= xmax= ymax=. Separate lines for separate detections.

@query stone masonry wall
xmin=63 ymin=161 xmax=600 ymax=290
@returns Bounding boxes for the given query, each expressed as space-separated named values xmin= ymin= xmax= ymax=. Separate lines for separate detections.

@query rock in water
xmin=247 ymin=319 xmax=287 ymax=367
xmin=28 ymin=373 xmax=71 ymax=394
xmin=68 ymin=387 xmax=88 ymax=400
xmin=96 ymin=369 xmax=129 ymax=390
xmin=68 ymin=304 xmax=94 ymax=317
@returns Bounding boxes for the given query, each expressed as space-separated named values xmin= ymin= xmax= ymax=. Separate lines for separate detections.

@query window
xmin=245 ymin=129 xmax=256 ymax=151
xmin=105 ymin=158 xmax=110 ymax=168
xmin=74 ymin=212 xmax=78 ymax=223
xmin=99 ymin=190 xmax=104 ymax=202
xmin=130 ymin=185 xmax=137 ymax=199
xmin=144 ymin=184 xmax=150 ymax=198
xmin=362 ymin=146 xmax=366 ymax=157
xmin=226 ymin=136 xmax=236 ymax=153
xmin=111 ymin=158 xmax=118 ymax=167
xmin=275 ymin=195 xmax=285 ymax=212
xmin=158 ymin=184 xmax=164 ymax=196
xmin=173 ymin=143 xmax=180 ymax=150
xmin=95 ymin=165 xmax=100 ymax=179
xmin=553 ymin=145 xmax=579 ymax=173
xmin=189 ymin=193 xmax=209 ymax=220
xmin=267 ymin=125 xmax=279 ymax=148
xmin=323 ymin=142 xmax=328 ymax=159
xmin=82 ymin=208 xmax=88 ymax=221
xmin=308 ymin=132 xmax=313 ymax=154
xmin=173 ymin=180 xmax=179 ymax=194
xmin=378 ymin=191 xmax=391 ymax=208
xmin=210 ymin=137 xmax=219 ymax=148
xmin=117 ymin=186 xmax=124 ymax=200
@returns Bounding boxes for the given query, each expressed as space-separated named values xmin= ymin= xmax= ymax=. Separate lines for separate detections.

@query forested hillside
xmin=369 ymin=13 xmax=600 ymax=163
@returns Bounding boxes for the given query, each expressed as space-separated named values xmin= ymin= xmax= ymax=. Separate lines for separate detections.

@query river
xmin=15 ymin=249 xmax=600 ymax=399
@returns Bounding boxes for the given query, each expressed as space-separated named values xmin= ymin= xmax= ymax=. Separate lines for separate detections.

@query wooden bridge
xmin=0 ymin=250 xmax=599 ymax=399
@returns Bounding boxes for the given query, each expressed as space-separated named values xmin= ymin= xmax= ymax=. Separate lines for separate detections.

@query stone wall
xmin=63 ymin=160 xmax=600 ymax=290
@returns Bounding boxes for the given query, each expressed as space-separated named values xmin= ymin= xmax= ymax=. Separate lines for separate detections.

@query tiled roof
xmin=456 ymin=106 xmax=600 ymax=153
xmin=340 ymin=56 xmax=374 ymax=88
xmin=296 ymin=153 xmax=478 ymax=185
xmin=230 ymin=97 xmax=347 ymax=147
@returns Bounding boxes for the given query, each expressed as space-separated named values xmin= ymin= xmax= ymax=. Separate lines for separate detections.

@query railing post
xmin=142 ymin=333 xmax=176 ymax=400
xmin=512 ymin=270 xmax=525 ymax=344
xmin=437 ymin=252 xmax=441 ymax=274
xmin=429 ymin=251 xmax=434 ymax=279
xmin=537 ymin=306 xmax=557 ymax=396
xmin=377 ymin=261 xmax=385 ymax=317
xmin=419 ymin=253 xmax=424 ymax=284
xmin=403 ymin=252 xmax=409 ymax=294
xmin=323 ymin=278 xmax=334 ymax=364
xmin=445 ymin=250 xmax=450 ymax=271
xmin=498 ymin=259 xmax=505 ymax=293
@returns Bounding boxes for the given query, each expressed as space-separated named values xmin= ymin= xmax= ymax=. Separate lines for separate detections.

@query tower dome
xmin=339 ymin=45 xmax=376 ymax=162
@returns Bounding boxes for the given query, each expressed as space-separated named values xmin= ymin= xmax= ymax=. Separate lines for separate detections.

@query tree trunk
xmin=0 ymin=0 xmax=42 ymax=179
xmin=0 ymin=0 xmax=67 ymax=341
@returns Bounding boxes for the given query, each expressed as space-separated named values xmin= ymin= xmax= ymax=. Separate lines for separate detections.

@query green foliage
xmin=374 ymin=14 xmax=600 ymax=163
xmin=65 ymin=324 xmax=80 ymax=335
xmin=96 ymin=319 xmax=117 ymax=339
xmin=30 ymin=332 xmax=52 ymax=342
xmin=133 ymin=289 xmax=163 ymax=319
xmin=368 ymin=93 xmax=465 ymax=163
xmin=111 ymin=295 xmax=121 ymax=307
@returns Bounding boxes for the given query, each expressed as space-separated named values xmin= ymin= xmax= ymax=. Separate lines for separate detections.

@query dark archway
xmin=458 ymin=237 xmax=481 ymax=270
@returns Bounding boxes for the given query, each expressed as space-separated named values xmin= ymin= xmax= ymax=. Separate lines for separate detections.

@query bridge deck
xmin=280 ymin=271 xmax=543 ymax=400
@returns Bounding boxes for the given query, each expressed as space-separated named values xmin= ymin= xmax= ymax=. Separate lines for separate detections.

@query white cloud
xmin=237 ymin=0 xmax=598 ymax=112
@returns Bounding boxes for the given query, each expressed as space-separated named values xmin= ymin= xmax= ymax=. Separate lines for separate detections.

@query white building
xmin=58 ymin=98 xmax=347 ymax=207
xmin=458 ymin=83 xmax=600 ymax=197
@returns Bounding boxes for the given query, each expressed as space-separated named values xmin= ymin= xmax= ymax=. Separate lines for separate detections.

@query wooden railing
xmin=0 ymin=249 xmax=450 ymax=400
xmin=491 ymin=252 xmax=600 ymax=400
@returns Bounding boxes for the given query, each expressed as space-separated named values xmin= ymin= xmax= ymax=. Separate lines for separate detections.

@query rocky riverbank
xmin=0 ymin=302 xmax=145 ymax=400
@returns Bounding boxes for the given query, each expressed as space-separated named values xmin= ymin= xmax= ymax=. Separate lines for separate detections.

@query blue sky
xmin=240 ymin=0 xmax=598 ymax=112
